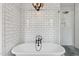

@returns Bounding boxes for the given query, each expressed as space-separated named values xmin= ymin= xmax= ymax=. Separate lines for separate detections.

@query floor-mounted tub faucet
xmin=35 ymin=35 xmax=42 ymax=51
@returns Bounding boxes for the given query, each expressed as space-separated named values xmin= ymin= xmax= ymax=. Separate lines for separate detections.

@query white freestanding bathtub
xmin=11 ymin=43 xmax=65 ymax=56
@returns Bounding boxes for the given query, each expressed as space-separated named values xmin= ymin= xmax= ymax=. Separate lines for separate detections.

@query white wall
xmin=0 ymin=3 xmax=2 ymax=56
xmin=75 ymin=3 xmax=79 ymax=49
xmin=3 ymin=3 xmax=21 ymax=56
xmin=21 ymin=3 xmax=60 ymax=44
xmin=60 ymin=3 xmax=74 ymax=45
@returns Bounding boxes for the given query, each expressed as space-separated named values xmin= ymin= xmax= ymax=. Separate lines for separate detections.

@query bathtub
xmin=11 ymin=43 xmax=65 ymax=56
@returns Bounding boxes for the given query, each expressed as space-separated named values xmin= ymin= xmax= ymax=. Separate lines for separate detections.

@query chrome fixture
xmin=62 ymin=11 xmax=69 ymax=14
xmin=35 ymin=35 xmax=42 ymax=51
xmin=32 ymin=3 xmax=44 ymax=11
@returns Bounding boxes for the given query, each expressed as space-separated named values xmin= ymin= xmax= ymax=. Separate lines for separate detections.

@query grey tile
xmin=63 ymin=45 xmax=79 ymax=56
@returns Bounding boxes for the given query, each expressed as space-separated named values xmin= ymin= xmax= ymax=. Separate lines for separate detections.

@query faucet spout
xmin=35 ymin=35 xmax=42 ymax=51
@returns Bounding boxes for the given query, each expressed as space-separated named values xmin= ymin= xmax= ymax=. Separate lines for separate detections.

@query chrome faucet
xmin=35 ymin=35 xmax=42 ymax=46
xmin=35 ymin=35 xmax=42 ymax=51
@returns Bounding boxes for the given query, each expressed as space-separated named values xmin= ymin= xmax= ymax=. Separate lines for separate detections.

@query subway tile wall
xmin=2 ymin=3 xmax=60 ymax=55
xmin=21 ymin=3 xmax=60 ymax=44
xmin=3 ymin=4 xmax=21 ymax=56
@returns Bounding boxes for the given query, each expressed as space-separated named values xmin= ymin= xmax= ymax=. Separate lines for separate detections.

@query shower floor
xmin=63 ymin=45 xmax=79 ymax=56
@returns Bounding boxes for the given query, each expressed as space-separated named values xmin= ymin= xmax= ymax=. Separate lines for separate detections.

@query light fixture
xmin=32 ymin=3 xmax=44 ymax=11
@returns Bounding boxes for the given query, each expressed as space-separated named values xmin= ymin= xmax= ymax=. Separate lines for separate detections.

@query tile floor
xmin=63 ymin=45 xmax=79 ymax=56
